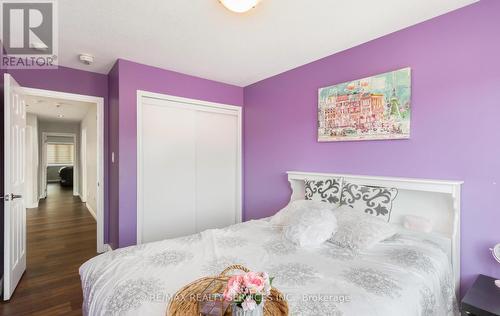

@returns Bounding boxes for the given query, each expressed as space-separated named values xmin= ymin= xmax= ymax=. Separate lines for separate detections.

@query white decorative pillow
xmin=329 ymin=207 xmax=397 ymax=251
xmin=284 ymin=208 xmax=337 ymax=248
xmin=304 ymin=178 xmax=343 ymax=205
xmin=340 ymin=182 xmax=398 ymax=222
xmin=403 ymin=215 xmax=433 ymax=233
xmin=270 ymin=200 xmax=335 ymax=227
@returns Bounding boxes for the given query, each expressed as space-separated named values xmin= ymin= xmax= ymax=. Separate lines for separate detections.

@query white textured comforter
xmin=80 ymin=219 xmax=458 ymax=316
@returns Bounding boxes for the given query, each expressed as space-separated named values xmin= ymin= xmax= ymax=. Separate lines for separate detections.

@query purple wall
xmin=111 ymin=59 xmax=244 ymax=248
xmin=4 ymin=67 xmax=110 ymax=243
xmin=243 ymin=0 xmax=500 ymax=294
xmin=108 ymin=63 xmax=120 ymax=249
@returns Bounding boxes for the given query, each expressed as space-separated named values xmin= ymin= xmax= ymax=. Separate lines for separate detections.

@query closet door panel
xmin=141 ymin=100 xmax=196 ymax=243
xmin=195 ymin=110 xmax=238 ymax=232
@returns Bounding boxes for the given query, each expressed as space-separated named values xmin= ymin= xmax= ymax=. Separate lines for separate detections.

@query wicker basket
xmin=167 ymin=265 xmax=288 ymax=315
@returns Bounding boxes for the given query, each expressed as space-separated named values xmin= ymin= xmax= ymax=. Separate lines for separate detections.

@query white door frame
xmin=80 ymin=127 xmax=87 ymax=203
xmin=19 ymin=86 xmax=107 ymax=253
xmin=136 ymin=90 xmax=243 ymax=245
xmin=41 ymin=132 xmax=77 ymax=197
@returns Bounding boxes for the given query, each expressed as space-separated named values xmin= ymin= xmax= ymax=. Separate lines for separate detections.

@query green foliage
xmin=254 ymin=294 xmax=263 ymax=305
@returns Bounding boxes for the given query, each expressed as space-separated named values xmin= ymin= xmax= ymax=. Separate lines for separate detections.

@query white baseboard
xmin=26 ymin=201 xmax=39 ymax=209
xmin=85 ymin=203 xmax=97 ymax=220
xmin=78 ymin=193 xmax=87 ymax=202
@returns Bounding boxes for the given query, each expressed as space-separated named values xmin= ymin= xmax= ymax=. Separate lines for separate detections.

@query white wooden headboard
xmin=287 ymin=171 xmax=463 ymax=298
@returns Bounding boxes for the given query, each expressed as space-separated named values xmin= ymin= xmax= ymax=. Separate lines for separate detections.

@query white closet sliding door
xmin=195 ymin=110 xmax=239 ymax=232
xmin=140 ymin=99 xmax=197 ymax=242
xmin=138 ymin=93 xmax=241 ymax=244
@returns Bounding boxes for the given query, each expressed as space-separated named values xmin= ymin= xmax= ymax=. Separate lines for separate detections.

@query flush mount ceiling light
xmin=219 ymin=0 xmax=261 ymax=13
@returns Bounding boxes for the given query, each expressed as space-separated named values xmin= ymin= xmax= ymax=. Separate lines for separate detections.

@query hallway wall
xmin=81 ymin=105 xmax=98 ymax=214
xmin=25 ymin=113 xmax=39 ymax=208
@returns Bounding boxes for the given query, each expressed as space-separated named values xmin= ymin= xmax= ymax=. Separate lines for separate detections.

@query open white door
xmin=3 ymin=74 xmax=27 ymax=300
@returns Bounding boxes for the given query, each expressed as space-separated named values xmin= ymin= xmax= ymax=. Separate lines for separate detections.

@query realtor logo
xmin=0 ymin=0 xmax=58 ymax=69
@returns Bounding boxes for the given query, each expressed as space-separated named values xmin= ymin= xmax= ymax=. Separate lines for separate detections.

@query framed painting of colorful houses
xmin=318 ymin=67 xmax=411 ymax=142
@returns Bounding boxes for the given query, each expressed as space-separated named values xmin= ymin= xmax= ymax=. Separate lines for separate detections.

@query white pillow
xmin=270 ymin=199 xmax=335 ymax=227
xmin=403 ymin=215 xmax=433 ymax=233
xmin=329 ymin=207 xmax=397 ymax=251
xmin=284 ymin=208 xmax=337 ymax=248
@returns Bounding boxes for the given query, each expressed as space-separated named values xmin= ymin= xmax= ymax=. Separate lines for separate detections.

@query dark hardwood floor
xmin=0 ymin=184 xmax=97 ymax=315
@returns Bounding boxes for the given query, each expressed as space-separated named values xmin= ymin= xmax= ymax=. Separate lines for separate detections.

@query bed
xmin=80 ymin=171 xmax=462 ymax=316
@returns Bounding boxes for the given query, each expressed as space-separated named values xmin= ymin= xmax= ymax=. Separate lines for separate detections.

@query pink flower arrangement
xmin=223 ymin=271 xmax=273 ymax=311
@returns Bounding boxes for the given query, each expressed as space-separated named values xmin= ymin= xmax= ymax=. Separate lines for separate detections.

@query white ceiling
xmin=25 ymin=95 xmax=94 ymax=122
xmin=58 ymin=0 xmax=477 ymax=86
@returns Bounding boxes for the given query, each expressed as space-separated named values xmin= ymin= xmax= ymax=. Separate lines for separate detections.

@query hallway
xmin=0 ymin=184 xmax=97 ymax=315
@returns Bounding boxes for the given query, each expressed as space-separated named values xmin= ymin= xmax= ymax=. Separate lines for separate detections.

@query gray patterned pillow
xmin=304 ymin=178 xmax=342 ymax=205
xmin=340 ymin=182 xmax=398 ymax=222
xmin=329 ymin=207 xmax=397 ymax=251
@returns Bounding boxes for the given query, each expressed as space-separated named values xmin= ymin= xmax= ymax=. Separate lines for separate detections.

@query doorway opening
xmin=2 ymin=74 xmax=106 ymax=300
xmin=21 ymin=88 xmax=105 ymax=253
xmin=41 ymin=133 xmax=77 ymax=199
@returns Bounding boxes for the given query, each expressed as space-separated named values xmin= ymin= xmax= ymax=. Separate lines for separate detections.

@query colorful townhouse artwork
xmin=318 ymin=67 xmax=411 ymax=141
